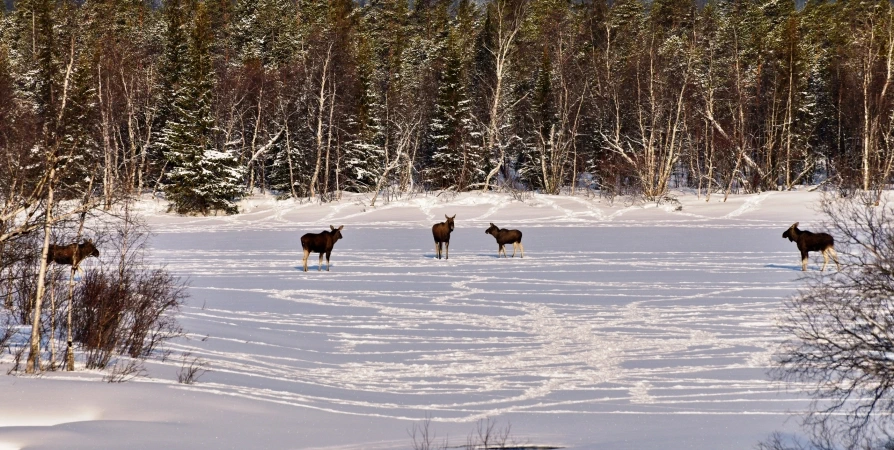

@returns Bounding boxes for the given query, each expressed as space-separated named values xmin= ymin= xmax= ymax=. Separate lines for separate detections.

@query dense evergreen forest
xmin=1 ymin=0 xmax=893 ymax=215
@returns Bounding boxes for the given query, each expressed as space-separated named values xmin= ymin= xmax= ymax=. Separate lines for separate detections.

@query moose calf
xmin=432 ymin=215 xmax=455 ymax=260
xmin=782 ymin=222 xmax=839 ymax=272
xmin=47 ymin=240 xmax=100 ymax=270
xmin=301 ymin=225 xmax=344 ymax=272
xmin=485 ymin=223 xmax=523 ymax=258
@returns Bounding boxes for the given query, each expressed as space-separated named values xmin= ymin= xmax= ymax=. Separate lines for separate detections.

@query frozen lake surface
xmin=0 ymin=191 xmax=824 ymax=449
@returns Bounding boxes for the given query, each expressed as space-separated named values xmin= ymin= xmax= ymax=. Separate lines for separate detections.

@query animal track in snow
xmin=149 ymin=226 xmax=801 ymax=423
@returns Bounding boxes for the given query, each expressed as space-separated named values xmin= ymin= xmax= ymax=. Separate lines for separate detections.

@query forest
xmin=0 ymin=0 xmax=893 ymax=216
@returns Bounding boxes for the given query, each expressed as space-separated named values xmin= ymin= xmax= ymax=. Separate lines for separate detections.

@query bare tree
xmin=408 ymin=415 xmax=447 ymax=450
xmin=309 ymin=42 xmax=334 ymax=199
xmin=480 ymin=0 xmax=528 ymax=192
xmin=772 ymin=192 xmax=894 ymax=449
xmin=26 ymin=30 xmax=83 ymax=373
xmin=468 ymin=417 xmax=512 ymax=450
xmin=850 ymin=9 xmax=894 ymax=193
xmin=369 ymin=111 xmax=421 ymax=207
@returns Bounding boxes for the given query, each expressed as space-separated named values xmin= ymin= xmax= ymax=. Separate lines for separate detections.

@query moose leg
xmin=445 ymin=241 xmax=449 ymax=260
xmin=519 ymin=242 xmax=524 ymax=258
xmin=821 ymin=250 xmax=829 ymax=271
xmin=435 ymin=242 xmax=440 ymax=259
xmin=318 ymin=253 xmax=324 ymax=271
xmin=828 ymin=247 xmax=840 ymax=270
xmin=801 ymin=251 xmax=809 ymax=271
xmin=325 ymin=251 xmax=332 ymax=271
xmin=510 ymin=243 xmax=516 ymax=258
xmin=302 ymin=249 xmax=310 ymax=272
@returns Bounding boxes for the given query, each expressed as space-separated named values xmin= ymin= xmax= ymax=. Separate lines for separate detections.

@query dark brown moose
xmin=485 ymin=223 xmax=524 ymax=258
xmin=47 ymin=240 xmax=100 ymax=270
xmin=782 ymin=222 xmax=839 ymax=271
xmin=432 ymin=215 xmax=455 ymax=260
xmin=301 ymin=225 xmax=344 ymax=272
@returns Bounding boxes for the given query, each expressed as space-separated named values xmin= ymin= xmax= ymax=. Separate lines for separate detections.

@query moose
xmin=782 ymin=222 xmax=839 ymax=272
xmin=47 ymin=240 xmax=100 ymax=271
xmin=485 ymin=223 xmax=524 ymax=258
xmin=301 ymin=225 xmax=344 ymax=272
xmin=432 ymin=215 xmax=456 ymax=260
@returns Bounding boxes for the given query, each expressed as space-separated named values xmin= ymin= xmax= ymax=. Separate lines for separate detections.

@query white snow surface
xmin=0 ymin=190 xmax=829 ymax=449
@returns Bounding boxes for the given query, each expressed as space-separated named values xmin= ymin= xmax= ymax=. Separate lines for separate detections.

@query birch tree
xmin=479 ymin=0 xmax=527 ymax=191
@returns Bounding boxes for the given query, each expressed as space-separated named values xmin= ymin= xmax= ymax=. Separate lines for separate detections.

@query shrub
xmin=771 ymin=193 xmax=894 ymax=449
xmin=73 ymin=221 xmax=186 ymax=370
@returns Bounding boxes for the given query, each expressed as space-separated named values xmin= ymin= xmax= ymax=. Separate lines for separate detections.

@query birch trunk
xmin=309 ymin=45 xmax=332 ymax=199
xmin=481 ymin=1 xmax=524 ymax=191
xmin=323 ymin=82 xmax=336 ymax=200
xmin=26 ymin=166 xmax=55 ymax=374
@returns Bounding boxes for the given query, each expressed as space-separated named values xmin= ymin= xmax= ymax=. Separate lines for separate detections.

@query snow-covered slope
xmin=1 ymin=191 xmax=827 ymax=449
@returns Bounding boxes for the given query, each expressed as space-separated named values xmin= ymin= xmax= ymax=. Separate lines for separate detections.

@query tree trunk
xmin=284 ymin=115 xmax=298 ymax=199
xmin=481 ymin=1 xmax=524 ymax=192
xmin=26 ymin=166 xmax=55 ymax=374
xmin=323 ymin=82 xmax=336 ymax=200
xmin=309 ymin=45 xmax=332 ymax=199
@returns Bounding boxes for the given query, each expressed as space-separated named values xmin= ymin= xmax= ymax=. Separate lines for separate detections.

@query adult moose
xmin=782 ymin=222 xmax=839 ymax=272
xmin=47 ymin=240 xmax=100 ymax=270
xmin=432 ymin=215 xmax=455 ymax=260
xmin=485 ymin=223 xmax=524 ymax=258
xmin=301 ymin=225 xmax=344 ymax=272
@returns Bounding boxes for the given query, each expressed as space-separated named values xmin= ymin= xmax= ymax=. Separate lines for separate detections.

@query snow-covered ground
xmin=1 ymin=190 xmax=828 ymax=449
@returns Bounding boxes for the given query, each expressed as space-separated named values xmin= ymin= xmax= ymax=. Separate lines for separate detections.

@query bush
xmin=771 ymin=193 xmax=894 ymax=449
xmin=73 ymin=220 xmax=186 ymax=370
xmin=74 ymin=266 xmax=185 ymax=369
xmin=1 ymin=208 xmax=188 ymax=376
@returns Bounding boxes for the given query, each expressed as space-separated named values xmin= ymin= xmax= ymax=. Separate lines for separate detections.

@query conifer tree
xmin=8 ymin=0 xmax=59 ymax=128
xmin=232 ymin=0 xmax=299 ymax=68
xmin=162 ymin=1 xmax=242 ymax=215
xmin=344 ymin=0 xmax=409 ymax=191
xmin=428 ymin=40 xmax=478 ymax=190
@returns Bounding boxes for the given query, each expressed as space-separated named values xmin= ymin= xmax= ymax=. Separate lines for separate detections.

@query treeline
xmin=1 ymin=0 xmax=894 ymax=216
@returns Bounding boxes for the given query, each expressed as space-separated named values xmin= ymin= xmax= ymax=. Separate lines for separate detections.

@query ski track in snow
xmin=146 ymin=223 xmax=806 ymax=424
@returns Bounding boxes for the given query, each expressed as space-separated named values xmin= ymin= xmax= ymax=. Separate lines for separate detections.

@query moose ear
xmin=337 ymin=225 xmax=344 ymax=230
xmin=490 ymin=223 xmax=495 ymax=227
xmin=330 ymin=225 xmax=336 ymax=230
xmin=450 ymin=214 xmax=456 ymax=219
xmin=445 ymin=214 xmax=449 ymax=220
xmin=792 ymin=222 xmax=799 ymax=229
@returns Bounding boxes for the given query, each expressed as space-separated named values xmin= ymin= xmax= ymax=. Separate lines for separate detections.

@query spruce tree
xmin=162 ymin=1 xmax=243 ymax=215
xmin=8 ymin=0 xmax=59 ymax=128
xmin=231 ymin=0 xmax=299 ymax=68
xmin=344 ymin=0 xmax=406 ymax=191
xmin=428 ymin=21 xmax=480 ymax=191
xmin=429 ymin=49 xmax=466 ymax=189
